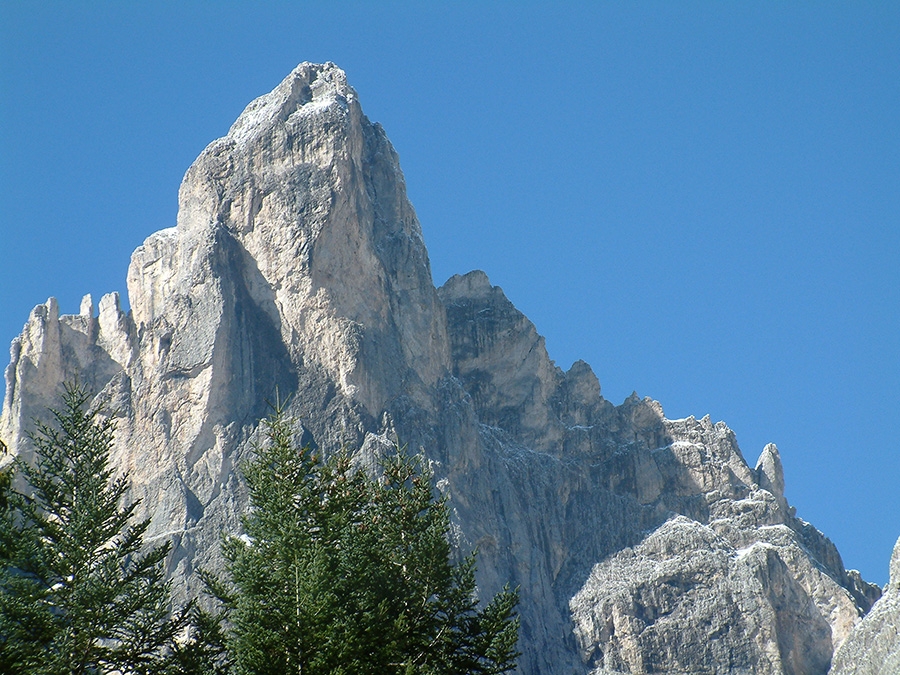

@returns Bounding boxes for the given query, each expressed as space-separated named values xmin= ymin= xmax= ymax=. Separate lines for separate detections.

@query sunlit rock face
xmin=1 ymin=62 xmax=885 ymax=675
xmin=829 ymin=536 xmax=900 ymax=675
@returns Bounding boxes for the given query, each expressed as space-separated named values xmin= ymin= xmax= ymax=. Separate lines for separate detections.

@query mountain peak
xmin=227 ymin=62 xmax=354 ymax=144
xmin=1 ymin=62 xmax=890 ymax=675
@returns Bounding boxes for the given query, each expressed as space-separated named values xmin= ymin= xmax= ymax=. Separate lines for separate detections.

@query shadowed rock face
xmin=1 ymin=62 xmax=889 ymax=675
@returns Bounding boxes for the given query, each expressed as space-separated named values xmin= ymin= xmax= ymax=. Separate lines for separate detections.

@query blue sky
xmin=1 ymin=3 xmax=897 ymax=586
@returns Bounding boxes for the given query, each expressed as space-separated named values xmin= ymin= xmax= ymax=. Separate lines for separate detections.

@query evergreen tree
xmin=0 ymin=384 xmax=189 ymax=674
xmin=207 ymin=407 xmax=519 ymax=674
xmin=163 ymin=603 xmax=231 ymax=675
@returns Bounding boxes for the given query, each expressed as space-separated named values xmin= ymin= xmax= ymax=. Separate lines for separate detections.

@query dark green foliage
xmin=207 ymin=407 xmax=519 ymax=674
xmin=163 ymin=603 xmax=231 ymax=675
xmin=0 ymin=385 xmax=188 ymax=674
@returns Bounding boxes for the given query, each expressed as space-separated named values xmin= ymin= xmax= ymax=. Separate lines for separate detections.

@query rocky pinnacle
xmin=1 ymin=63 xmax=891 ymax=675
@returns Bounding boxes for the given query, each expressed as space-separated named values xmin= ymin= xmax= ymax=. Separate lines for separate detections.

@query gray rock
xmin=756 ymin=443 xmax=785 ymax=505
xmin=79 ymin=293 xmax=94 ymax=318
xmin=571 ymin=517 xmax=833 ymax=675
xmin=829 ymin=535 xmax=900 ymax=675
xmin=0 ymin=62 xmax=883 ymax=675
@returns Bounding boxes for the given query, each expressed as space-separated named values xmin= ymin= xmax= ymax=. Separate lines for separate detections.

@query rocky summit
xmin=1 ymin=62 xmax=894 ymax=674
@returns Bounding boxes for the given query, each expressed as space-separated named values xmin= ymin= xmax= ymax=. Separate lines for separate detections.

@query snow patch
xmin=735 ymin=541 xmax=776 ymax=559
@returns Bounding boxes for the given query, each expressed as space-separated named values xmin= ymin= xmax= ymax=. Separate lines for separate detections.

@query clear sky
xmin=1 ymin=3 xmax=897 ymax=586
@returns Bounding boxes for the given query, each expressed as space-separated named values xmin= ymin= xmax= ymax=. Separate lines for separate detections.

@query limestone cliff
xmin=1 ymin=62 xmax=889 ymax=675
xmin=829 ymin=536 xmax=900 ymax=675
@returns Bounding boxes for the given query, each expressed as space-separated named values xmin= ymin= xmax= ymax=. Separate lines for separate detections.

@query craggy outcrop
xmin=830 ymin=536 xmax=900 ymax=675
xmin=1 ymin=63 xmax=885 ymax=675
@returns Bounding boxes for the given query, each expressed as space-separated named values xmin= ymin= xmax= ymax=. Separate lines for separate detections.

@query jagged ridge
xmin=1 ymin=62 xmax=888 ymax=675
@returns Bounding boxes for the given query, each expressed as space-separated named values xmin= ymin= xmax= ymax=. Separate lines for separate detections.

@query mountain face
xmin=1 ymin=62 xmax=891 ymax=674
xmin=830 ymin=536 xmax=900 ymax=675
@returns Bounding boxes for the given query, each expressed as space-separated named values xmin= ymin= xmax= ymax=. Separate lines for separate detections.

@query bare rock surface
xmin=829 ymin=535 xmax=900 ymax=675
xmin=571 ymin=517 xmax=834 ymax=675
xmin=0 ymin=63 xmax=885 ymax=674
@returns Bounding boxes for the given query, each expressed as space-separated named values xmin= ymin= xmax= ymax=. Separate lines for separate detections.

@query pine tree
xmin=206 ymin=407 xmax=519 ymax=674
xmin=0 ymin=384 xmax=189 ymax=674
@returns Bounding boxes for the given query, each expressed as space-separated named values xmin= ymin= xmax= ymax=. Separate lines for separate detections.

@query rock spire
xmin=1 ymin=63 xmax=889 ymax=675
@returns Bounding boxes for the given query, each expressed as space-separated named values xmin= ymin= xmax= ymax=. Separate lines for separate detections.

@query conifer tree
xmin=207 ymin=407 xmax=519 ymax=674
xmin=0 ymin=384 xmax=189 ymax=674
